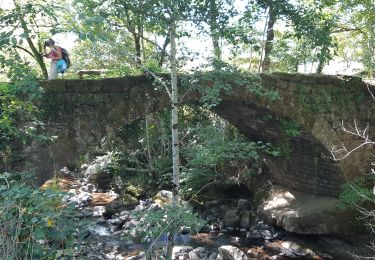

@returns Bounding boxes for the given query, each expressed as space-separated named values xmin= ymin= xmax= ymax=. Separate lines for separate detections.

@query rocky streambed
xmin=42 ymin=159 xmax=371 ymax=260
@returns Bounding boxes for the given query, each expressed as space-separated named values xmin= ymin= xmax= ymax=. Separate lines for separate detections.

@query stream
xmin=44 ymin=167 xmax=372 ymax=259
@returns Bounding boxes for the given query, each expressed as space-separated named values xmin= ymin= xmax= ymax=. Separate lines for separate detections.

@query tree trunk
xmin=158 ymin=35 xmax=170 ymax=67
xmin=248 ymin=47 xmax=253 ymax=70
xmin=170 ymin=19 xmax=180 ymax=206
xmin=258 ymin=9 xmax=269 ymax=73
xmin=211 ymin=33 xmax=221 ymax=61
xmin=15 ymin=1 xmax=48 ymax=79
xmin=145 ymin=95 xmax=153 ymax=169
xmin=316 ymin=45 xmax=329 ymax=74
xmin=134 ymin=32 xmax=142 ymax=66
xmin=209 ymin=0 xmax=221 ymax=62
xmin=262 ymin=6 xmax=276 ymax=73
xmin=140 ymin=18 xmax=146 ymax=63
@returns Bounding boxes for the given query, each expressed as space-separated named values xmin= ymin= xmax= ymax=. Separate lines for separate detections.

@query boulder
xmin=92 ymin=206 xmax=106 ymax=217
xmin=104 ymin=198 xmax=127 ymax=217
xmin=218 ymin=245 xmax=248 ymax=260
xmin=121 ymin=193 xmax=138 ymax=206
xmin=189 ymin=247 xmax=211 ymax=260
xmin=258 ymin=185 xmax=340 ymax=235
xmin=223 ymin=209 xmax=240 ymax=227
xmin=238 ymin=199 xmax=252 ymax=210
xmin=154 ymin=190 xmax=173 ymax=206
xmin=171 ymin=246 xmax=194 ymax=260
xmin=83 ymin=152 xmax=115 ymax=189
xmin=240 ymin=210 xmax=252 ymax=228
xmin=280 ymin=241 xmax=314 ymax=257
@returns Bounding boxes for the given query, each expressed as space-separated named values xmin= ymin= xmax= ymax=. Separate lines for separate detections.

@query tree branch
xmin=325 ymin=120 xmax=375 ymax=161
xmin=143 ymin=68 xmax=172 ymax=99
xmin=15 ymin=45 xmax=36 ymax=59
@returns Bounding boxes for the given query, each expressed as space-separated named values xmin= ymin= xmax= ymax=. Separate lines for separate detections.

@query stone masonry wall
xmin=35 ymin=73 xmax=375 ymax=196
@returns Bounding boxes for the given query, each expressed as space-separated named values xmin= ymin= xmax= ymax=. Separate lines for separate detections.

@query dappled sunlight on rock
xmin=41 ymin=176 xmax=79 ymax=191
xmin=90 ymin=192 xmax=117 ymax=206
xmin=263 ymin=190 xmax=296 ymax=210
xmin=259 ymin=185 xmax=340 ymax=234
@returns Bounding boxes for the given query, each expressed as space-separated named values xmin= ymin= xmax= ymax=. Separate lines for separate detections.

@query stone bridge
xmin=36 ymin=73 xmax=375 ymax=197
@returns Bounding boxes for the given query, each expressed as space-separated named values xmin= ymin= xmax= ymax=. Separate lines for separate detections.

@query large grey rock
xmin=238 ymin=199 xmax=251 ymax=210
xmin=80 ymin=183 xmax=95 ymax=193
xmin=240 ymin=210 xmax=252 ymax=228
xmin=280 ymin=241 xmax=314 ymax=257
xmin=219 ymin=204 xmax=229 ymax=213
xmin=157 ymin=190 xmax=173 ymax=201
xmin=217 ymin=245 xmax=248 ymax=260
xmin=83 ymin=152 xmax=115 ymax=189
xmin=93 ymin=206 xmax=106 ymax=217
xmin=172 ymin=246 xmax=194 ymax=260
xmin=189 ymin=247 xmax=210 ymax=260
xmin=223 ymin=209 xmax=240 ymax=227
xmin=258 ymin=185 xmax=340 ymax=235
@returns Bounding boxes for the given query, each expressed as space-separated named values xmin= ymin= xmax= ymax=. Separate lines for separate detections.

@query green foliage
xmin=184 ymin=126 xmax=260 ymax=166
xmin=0 ymin=48 xmax=43 ymax=116
xmin=280 ymin=119 xmax=301 ymax=137
xmin=180 ymin=124 xmax=278 ymax=197
xmin=238 ymin=0 xmax=338 ymax=73
xmin=125 ymin=204 xmax=205 ymax=244
xmin=295 ymin=78 xmax=365 ymax=114
xmin=271 ymin=33 xmax=317 ymax=72
xmin=338 ymin=0 xmax=375 ymax=76
xmin=0 ymin=0 xmax=67 ymax=79
xmin=0 ymin=172 xmax=87 ymax=259
xmin=273 ymin=141 xmax=292 ymax=157
xmin=264 ymin=115 xmax=301 ymax=137
xmin=69 ymin=37 xmax=153 ymax=76
xmin=0 ymin=76 xmax=46 ymax=168
xmin=338 ymin=175 xmax=375 ymax=209
xmin=153 ymin=155 xmax=173 ymax=190
xmin=191 ymin=61 xmax=279 ymax=108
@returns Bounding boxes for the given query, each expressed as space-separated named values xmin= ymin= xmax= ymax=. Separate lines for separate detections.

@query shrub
xmin=0 ymin=172 xmax=87 ymax=259
xmin=125 ymin=204 xmax=206 ymax=245
xmin=339 ymin=175 xmax=375 ymax=209
xmin=180 ymin=125 xmax=278 ymax=197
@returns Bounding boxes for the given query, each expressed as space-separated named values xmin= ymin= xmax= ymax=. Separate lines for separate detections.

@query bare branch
xmin=143 ymin=68 xmax=172 ymax=99
xmin=328 ymin=141 xmax=374 ymax=161
xmin=14 ymin=45 xmax=36 ymax=59
xmin=325 ymin=118 xmax=375 ymax=161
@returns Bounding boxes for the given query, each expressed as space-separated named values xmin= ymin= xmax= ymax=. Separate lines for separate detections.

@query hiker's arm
xmin=43 ymin=46 xmax=49 ymax=57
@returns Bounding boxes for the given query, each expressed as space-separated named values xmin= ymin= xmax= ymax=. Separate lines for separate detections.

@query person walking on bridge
xmin=43 ymin=38 xmax=63 ymax=80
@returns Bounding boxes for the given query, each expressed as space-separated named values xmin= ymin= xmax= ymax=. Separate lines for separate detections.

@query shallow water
xmin=187 ymin=231 xmax=371 ymax=259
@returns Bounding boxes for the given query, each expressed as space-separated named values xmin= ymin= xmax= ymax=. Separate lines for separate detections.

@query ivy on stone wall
xmin=295 ymin=76 xmax=365 ymax=115
xmin=189 ymin=62 xmax=279 ymax=109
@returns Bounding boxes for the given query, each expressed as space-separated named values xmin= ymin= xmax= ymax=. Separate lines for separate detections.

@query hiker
xmin=43 ymin=38 xmax=67 ymax=80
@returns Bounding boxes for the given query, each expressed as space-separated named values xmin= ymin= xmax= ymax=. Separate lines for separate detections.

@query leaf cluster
xmin=190 ymin=61 xmax=279 ymax=108
xmin=339 ymin=175 xmax=375 ymax=209
xmin=0 ymin=172 xmax=87 ymax=259
xmin=125 ymin=204 xmax=205 ymax=244
xmin=180 ymin=124 xmax=278 ymax=197
xmin=0 ymin=72 xmax=46 ymax=168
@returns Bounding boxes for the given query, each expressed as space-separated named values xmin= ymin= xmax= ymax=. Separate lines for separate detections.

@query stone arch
xmin=213 ymin=101 xmax=343 ymax=197
xmin=34 ymin=73 xmax=375 ymax=196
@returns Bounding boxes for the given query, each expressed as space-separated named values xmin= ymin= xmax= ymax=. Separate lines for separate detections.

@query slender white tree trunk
xmin=258 ymin=8 xmax=269 ymax=73
xmin=145 ymin=95 xmax=152 ymax=169
xmin=170 ymin=19 xmax=180 ymax=206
